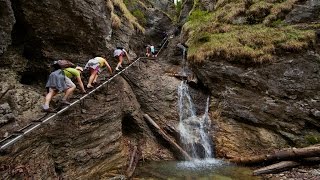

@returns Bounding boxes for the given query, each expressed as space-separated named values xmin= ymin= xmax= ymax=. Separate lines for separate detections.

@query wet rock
xmin=0 ymin=103 xmax=15 ymax=125
xmin=311 ymin=109 xmax=320 ymax=118
xmin=197 ymin=52 xmax=320 ymax=155
xmin=200 ymin=0 xmax=215 ymax=11
xmin=285 ymin=0 xmax=320 ymax=24
xmin=179 ymin=0 xmax=194 ymax=24
xmin=0 ymin=0 xmax=15 ymax=55
xmin=10 ymin=0 xmax=112 ymax=61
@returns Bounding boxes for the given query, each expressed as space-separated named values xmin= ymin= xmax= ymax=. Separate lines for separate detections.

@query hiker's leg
xmin=63 ymin=86 xmax=75 ymax=101
xmin=43 ymin=88 xmax=57 ymax=109
xmin=116 ymin=56 xmax=123 ymax=69
xmin=93 ymin=74 xmax=98 ymax=83
xmin=87 ymin=69 xmax=98 ymax=88
xmin=63 ymin=77 xmax=76 ymax=101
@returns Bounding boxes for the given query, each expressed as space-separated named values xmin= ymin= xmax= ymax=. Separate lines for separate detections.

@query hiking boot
xmin=42 ymin=108 xmax=57 ymax=113
xmin=61 ymin=100 xmax=71 ymax=105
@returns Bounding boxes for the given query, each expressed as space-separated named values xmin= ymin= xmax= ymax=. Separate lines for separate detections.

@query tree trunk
xmin=253 ymin=161 xmax=300 ymax=175
xmin=126 ymin=145 xmax=139 ymax=178
xmin=143 ymin=114 xmax=192 ymax=160
xmin=230 ymin=144 xmax=320 ymax=165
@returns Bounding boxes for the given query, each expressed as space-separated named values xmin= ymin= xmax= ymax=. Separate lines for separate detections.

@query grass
xmin=263 ymin=0 xmax=299 ymax=26
xmin=132 ymin=9 xmax=147 ymax=26
xmin=106 ymin=0 xmax=145 ymax=33
xmin=183 ymin=0 xmax=317 ymax=64
xmin=186 ymin=24 xmax=315 ymax=64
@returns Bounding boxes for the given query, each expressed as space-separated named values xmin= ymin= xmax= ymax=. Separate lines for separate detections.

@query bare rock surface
xmin=0 ymin=0 xmax=15 ymax=55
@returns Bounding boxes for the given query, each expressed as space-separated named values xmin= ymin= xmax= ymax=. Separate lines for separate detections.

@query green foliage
xmin=188 ymin=9 xmax=209 ymax=22
xmin=183 ymin=0 xmax=316 ymax=64
xmin=186 ymin=24 xmax=315 ymax=63
xmin=270 ymin=19 xmax=284 ymax=27
xmin=132 ymin=9 xmax=147 ymax=25
xmin=197 ymin=35 xmax=210 ymax=43
xmin=123 ymin=0 xmax=138 ymax=6
xmin=175 ymin=0 xmax=183 ymax=12
xmin=305 ymin=134 xmax=320 ymax=145
xmin=174 ymin=0 xmax=183 ymax=21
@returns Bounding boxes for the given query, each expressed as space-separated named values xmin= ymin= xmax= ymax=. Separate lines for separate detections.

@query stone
xmin=0 ymin=0 xmax=15 ymax=55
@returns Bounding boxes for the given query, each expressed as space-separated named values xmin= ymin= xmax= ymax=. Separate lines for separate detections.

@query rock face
xmin=199 ymin=0 xmax=215 ymax=11
xmin=0 ymin=0 xmax=15 ymax=55
xmin=285 ymin=0 xmax=320 ymax=24
xmin=0 ymin=75 xmax=147 ymax=179
xmin=11 ymin=0 xmax=112 ymax=60
xmin=190 ymin=0 xmax=320 ymax=157
xmin=195 ymin=52 xmax=320 ymax=157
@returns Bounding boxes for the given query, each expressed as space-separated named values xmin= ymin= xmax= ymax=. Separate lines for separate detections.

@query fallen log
xmin=126 ymin=145 xmax=139 ymax=178
xmin=230 ymin=144 xmax=320 ymax=165
xmin=253 ymin=161 xmax=300 ymax=175
xmin=143 ymin=114 xmax=192 ymax=160
xmin=253 ymin=157 xmax=320 ymax=175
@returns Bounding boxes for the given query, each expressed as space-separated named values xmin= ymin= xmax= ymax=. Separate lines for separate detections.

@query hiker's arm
xmin=104 ymin=60 xmax=113 ymax=74
xmin=76 ymin=76 xmax=86 ymax=93
xmin=124 ymin=50 xmax=131 ymax=62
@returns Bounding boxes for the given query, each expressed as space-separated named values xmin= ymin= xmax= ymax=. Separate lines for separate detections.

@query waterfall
xmin=177 ymin=43 xmax=213 ymax=159
xmin=178 ymin=82 xmax=213 ymax=159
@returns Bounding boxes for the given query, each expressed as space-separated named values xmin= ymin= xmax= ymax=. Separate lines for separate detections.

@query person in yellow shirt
xmin=84 ymin=57 xmax=113 ymax=88
xmin=43 ymin=66 xmax=86 ymax=112
xmin=63 ymin=66 xmax=86 ymax=94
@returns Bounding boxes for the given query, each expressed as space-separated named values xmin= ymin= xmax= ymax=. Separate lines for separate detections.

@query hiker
xmin=150 ymin=45 xmax=157 ymax=57
xmin=114 ymin=47 xmax=131 ymax=71
xmin=146 ymin=45 xmax=151 ymax=57
xmin=84 ymin=57 xmax=113 ymax=88
xmin=42 ymin=65 xmax=85 ymax=112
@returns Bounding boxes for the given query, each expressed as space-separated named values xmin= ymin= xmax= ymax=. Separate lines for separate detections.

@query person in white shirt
xmin=113 ymin=47 xmax=131 ymax=71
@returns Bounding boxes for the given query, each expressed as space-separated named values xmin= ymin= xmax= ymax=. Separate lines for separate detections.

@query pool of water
xmin=134 ymin=159 xmax=261 ymax=180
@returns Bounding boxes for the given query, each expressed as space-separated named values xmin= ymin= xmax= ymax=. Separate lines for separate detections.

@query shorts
xmin=89 ymin=66 xmax=100 ymax=73
xmin=65 ymin=77 xmax=76 ymax=88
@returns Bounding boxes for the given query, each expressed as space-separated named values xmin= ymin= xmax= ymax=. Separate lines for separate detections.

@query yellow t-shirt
xmin=96 ymin=57 xmax=105 ymax=67
xmin=63 ymin=68 xmax=80 ymax=78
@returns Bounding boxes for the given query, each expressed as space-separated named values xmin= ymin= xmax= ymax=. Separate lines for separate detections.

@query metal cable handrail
xmin=0 ymin=36 xmax=169 ymax=151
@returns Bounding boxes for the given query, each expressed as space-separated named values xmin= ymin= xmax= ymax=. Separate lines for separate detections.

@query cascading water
xmin=178 ymin=82 xmax=213 ymax=159
xmin=176 ymin=44 xmax=213 ymax=159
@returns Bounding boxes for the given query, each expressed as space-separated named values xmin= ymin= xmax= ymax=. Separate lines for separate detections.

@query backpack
xmin=54 ymin=60 xmax=76 ymax=69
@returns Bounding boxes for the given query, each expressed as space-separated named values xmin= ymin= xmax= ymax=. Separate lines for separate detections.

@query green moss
xmin=183 ymin=0 xmax=316 ymax=64
xmin=132 ymin=9 xmax=146 ymax=25
xmin=305 ymin=134 xmax=320 ymax=145
xmin=123 ymin=0 xmax=138 ymax=6
xmin=188 ymin=9 xmax=209 ymax=22
xmin=186 ymin=24 xmax=315 ymax=63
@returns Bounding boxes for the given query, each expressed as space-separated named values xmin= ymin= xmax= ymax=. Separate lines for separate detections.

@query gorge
xmin=0 ymin=0 xmax=320 ymax=179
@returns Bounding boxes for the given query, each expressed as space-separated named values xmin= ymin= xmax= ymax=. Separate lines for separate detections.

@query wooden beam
xmin=143 ymin=114 xmax=192 ymax=160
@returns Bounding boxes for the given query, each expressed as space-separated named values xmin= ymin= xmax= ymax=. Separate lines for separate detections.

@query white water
xmin=177 ymin=45 xmax=213 ymax=159
xmin=178 ymin=82 xmax=213 ymax=159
